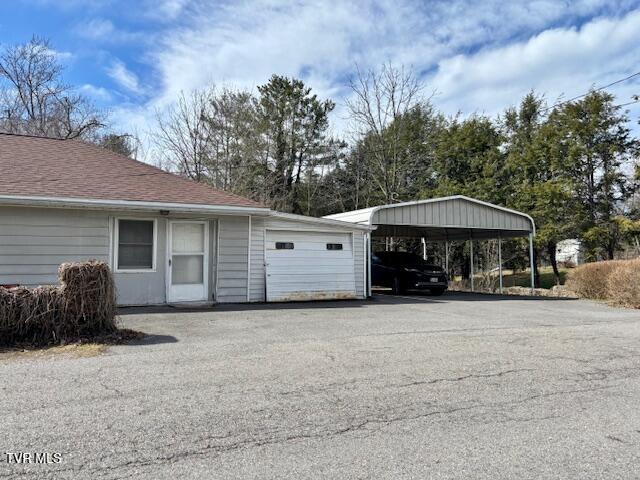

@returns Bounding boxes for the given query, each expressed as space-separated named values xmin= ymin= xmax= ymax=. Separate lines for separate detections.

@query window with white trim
xmin=116 ymin=219 xmax=155 ymax=270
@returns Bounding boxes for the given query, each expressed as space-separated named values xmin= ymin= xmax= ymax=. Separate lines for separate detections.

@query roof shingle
xmin=0 ymin=133 xmax=263 ymax=208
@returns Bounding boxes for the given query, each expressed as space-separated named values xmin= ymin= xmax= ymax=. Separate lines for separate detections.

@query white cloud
xmin=75 ymin=18 xmax=116 ymax=40
xmin=80 ymin=83 xmax=113 ymax=101
xmin=155 ymin=0 xmax=190 ymax=19
xmin=74 ymin=17 xmax=143 ymax=43
xmin=145 ymin=1 xmax=634 ymax=103
xmin=111 ymin=0 xmax=640 ymax=144
xmin=429 ymin=9 xmax=640 ymax=116
xmin=107 ymin=59 xmax=143 ymax=94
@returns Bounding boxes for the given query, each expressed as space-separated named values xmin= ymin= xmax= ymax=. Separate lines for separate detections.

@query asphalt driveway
xmin=2 ymin=292 xmax=640 ymax=479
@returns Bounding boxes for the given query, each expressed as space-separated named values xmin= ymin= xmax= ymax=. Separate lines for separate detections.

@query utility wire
xmin=541 ymin=70 xmax=640 ymax=112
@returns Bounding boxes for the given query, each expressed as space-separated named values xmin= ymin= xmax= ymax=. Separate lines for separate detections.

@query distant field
xmin=502 ymin=266 xmax=568 ymax=289
xmin=453 ymin=266 xmax=569 ymax=290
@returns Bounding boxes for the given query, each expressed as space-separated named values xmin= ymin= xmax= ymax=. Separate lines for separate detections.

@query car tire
xmin=392 ymin=277 xmax=403 ymax=295
xmin=430 ymin=287 xmax=445 ymax=296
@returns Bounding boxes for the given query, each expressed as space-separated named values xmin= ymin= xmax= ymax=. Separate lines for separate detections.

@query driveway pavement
xmin=2 ymin=292 xmax=640 ymax=479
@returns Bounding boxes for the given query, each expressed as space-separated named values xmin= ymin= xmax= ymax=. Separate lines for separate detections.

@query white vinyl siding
xmin=265 ymin=230 xmax=356 ymax=302
xmin=216 ymin=216 xmax=249 ymax=303
xmin=0 ymin=206 xmax=109 ymax=287
xmin=249 ymin=217 xmax=266 ymax=302
xmin=353 ymin=231 xmax=365 ymax=298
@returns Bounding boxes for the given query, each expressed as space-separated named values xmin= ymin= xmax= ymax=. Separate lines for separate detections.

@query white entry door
xmin=167 ymin=221 xmax=209 ymax=302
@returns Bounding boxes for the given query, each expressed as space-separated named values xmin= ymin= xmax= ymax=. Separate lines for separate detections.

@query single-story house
xmin=0 ymin=133 xmax=371 ymax=305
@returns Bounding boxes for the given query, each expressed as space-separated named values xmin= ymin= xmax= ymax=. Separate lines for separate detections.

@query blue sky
xmin=1 ymin=0 xmax=639 ymax=143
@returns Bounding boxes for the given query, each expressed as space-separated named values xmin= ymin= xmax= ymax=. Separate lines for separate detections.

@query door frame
xmin=165 ymin=220 xmax=209 ymax=303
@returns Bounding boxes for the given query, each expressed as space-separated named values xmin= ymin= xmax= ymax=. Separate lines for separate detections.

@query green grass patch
xmin=502 ymin=266 xmax=568 ymax=289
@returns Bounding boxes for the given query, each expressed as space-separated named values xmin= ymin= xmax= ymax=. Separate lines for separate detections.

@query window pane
xmin=118 ymin=245 xmax=153 ymax=269
xmin=172 ymin=255 xmax=203 ymax=284
xmin=118 ymin=220 xmax=154 ymax=270
xmin=275 ymin=242 xmax=294 ymax=250
xmin=119 ymin=220 xmax=153 ymax=244
xmin=172 ymin=223 xmax=204 ymax=253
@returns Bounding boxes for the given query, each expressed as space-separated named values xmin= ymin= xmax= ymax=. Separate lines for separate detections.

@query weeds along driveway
xmin=2 ymin=292 xmax=640 ymax=480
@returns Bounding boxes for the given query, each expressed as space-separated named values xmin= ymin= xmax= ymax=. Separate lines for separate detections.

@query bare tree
xmin=153 ymin=89 xmax=212 ymax=182
xmin=0 ymin=36 xmax=104 ymax=138
xmin=346 ymin=63 xmax=426 ymax=203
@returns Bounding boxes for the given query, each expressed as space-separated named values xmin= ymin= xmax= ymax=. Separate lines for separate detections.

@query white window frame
xmin=113 ymin=217 xmax=158 ymax=273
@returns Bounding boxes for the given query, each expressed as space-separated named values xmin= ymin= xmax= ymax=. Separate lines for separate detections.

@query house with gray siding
xmin=0 ymin=133 xmax=371 ymax=305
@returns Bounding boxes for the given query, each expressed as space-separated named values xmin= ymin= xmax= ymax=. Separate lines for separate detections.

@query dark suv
xmin=372 ymin=251 xmax=448 ymax=295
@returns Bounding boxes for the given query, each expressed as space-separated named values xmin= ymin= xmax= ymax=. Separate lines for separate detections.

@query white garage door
xmin=266 ymin=230 xmax=357 ymax=302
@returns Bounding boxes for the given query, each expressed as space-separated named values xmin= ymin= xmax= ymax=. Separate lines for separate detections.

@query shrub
xmin=564 ymin=260 xmax=619 ymax=300
xmin=606 ymin=258 xmax=640 ymax=308
xmin=565 ymin=259 xmax=640 ymax=308
xmin=0 ymin=261 xmax=117 ymax=347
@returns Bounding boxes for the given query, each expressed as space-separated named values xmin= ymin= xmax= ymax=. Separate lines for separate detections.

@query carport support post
xmin=469 ymin=239 xmax=474 ymax=292
xmin=445 ymin=241 xmax=449 ymax=275
xmin=529 ymin=232 xmax=535 ymax=294
xmin=367 ymin=232 xmax=372 ymax=297
xmin=498 ymin=237 xmax=503 ymax=294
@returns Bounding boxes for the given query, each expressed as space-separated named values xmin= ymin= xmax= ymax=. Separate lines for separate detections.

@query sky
xmin=1 ymin=0 xmax=640 ymax=147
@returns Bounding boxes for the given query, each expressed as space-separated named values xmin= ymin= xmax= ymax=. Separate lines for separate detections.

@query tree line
xmin=2 ymin=37 xmax=639 ymax=284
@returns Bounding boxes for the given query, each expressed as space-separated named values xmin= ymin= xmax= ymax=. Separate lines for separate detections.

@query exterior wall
xmin=250 ymin=216 xmax=367 ymax=301
xmin=0 ymin=206 xmax=110 ymax=287
xmin=249 ymin=216 xmax=266 ymax=302
xmin=111 ymin=215 xmax=167 ymax=306
xmin=1 ymin=206 xmax=366 ymax=305
xmin=209 ymin=220 xmax=217 ymax=301
xmin=372 ymin=198 xmax=532 ymax=232
xmin=353 ymin=230 xmax=366 ymax=298
xmin=216 ymin=215 xmax=249 ymax=303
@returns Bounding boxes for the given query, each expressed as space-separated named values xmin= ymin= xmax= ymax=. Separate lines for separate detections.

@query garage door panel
xmin=266 ymin=230 xmax=356 ymax=302
xmin=267 ymin=243 xmax=352 ymax=252
xmin=266 ymin=265 xmax=355 ymax=274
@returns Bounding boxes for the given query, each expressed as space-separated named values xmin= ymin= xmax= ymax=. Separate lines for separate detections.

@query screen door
xmin=168 ymin=221 xmax=208 ymax=302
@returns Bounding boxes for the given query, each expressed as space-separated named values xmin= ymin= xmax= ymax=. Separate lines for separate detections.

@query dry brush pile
xmin=565 ymin=258 xmax=640 ymax=308
xmin=0 ymin=261 xmax=118 ymax=347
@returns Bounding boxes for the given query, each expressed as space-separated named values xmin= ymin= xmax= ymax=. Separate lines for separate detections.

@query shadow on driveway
xmin=117 ymin=298 xmax=370 ymax=316
xmin=118 ymin=290 xmax=577 ymax=318
xmin=375 ymin=290 xmax=578 ymax=303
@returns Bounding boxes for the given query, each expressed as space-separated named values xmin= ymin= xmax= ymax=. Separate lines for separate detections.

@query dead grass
xmin=0 ymin=328 xmax=144 ymax=361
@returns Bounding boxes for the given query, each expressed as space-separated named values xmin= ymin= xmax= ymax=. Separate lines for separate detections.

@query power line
xmin=541 ymin=70 xmax=640 ymax=112
xmin=615 ymin=98 xmax=640 ymax=109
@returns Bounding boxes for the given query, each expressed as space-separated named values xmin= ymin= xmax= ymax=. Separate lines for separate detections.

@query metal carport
xmin=324 ymin=195 xmax=536 ymax=296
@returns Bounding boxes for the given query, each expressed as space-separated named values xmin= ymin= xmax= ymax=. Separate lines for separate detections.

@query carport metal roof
xmin=324 ymin=195 xmax=535 ymax=241
xmin=325 ymin=195 xmax=536 ymax=295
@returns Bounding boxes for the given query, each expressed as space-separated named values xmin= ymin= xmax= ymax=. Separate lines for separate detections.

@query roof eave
xmin=270 ymin=211 xmax=374 ymax=231
xmin=0 ymin=195 xmax=271 ymax=216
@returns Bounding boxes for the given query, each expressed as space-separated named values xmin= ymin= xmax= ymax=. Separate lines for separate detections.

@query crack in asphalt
xmin=1 ymin=382 xmax=618 ymax=479
xmin=395 ymin=368 xmax=533 ymax=388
